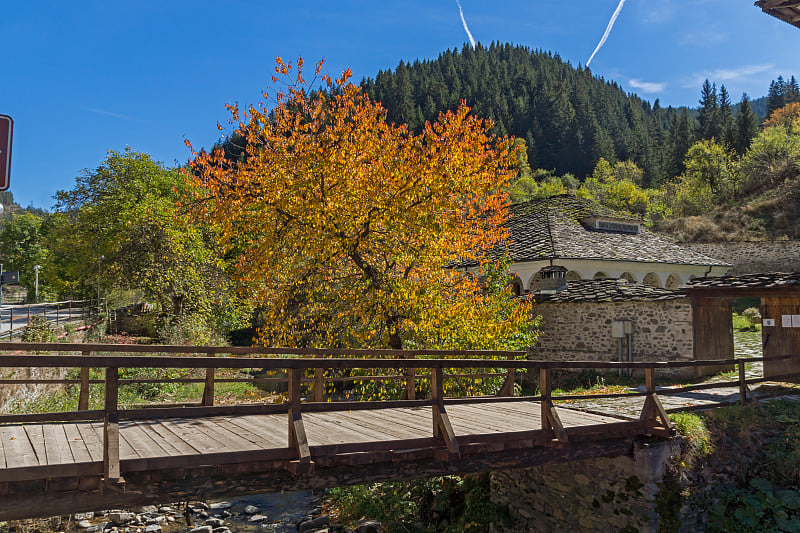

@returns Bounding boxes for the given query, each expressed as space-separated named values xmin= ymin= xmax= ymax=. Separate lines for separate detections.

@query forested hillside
xmin=363 ymin=43 xmax=686 ymax=187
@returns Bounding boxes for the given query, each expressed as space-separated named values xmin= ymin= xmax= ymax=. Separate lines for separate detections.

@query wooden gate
xmin=691 ymin=296 xmax=734 ymax=377
xmin=762 ymin=297 xmax=800 ymax=382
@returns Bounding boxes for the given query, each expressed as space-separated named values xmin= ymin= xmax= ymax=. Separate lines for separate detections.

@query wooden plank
xmin=334 ymin=410 xmax=430 ymax=440
xmin=63 ymin=423 xmax=93 ymax=464
xmin=0 ymin=425 xmax=39 ymax=467
xmin=76 ymin=422 xmax=105 ymax=462
xmin=195 ymin=417 xmax=262 ymax=451
xmin=133 ymin=420 xmax=199 ymax=456
xmin=0 ymin=424 xmax=5 ymax=468
xmin=223 ymin=415 xmax=291 ymax=449
xmin=119 ymin=421 xmax=172 ymax=459
xmin=158 ymin=418 xmax=231 ymax=454
xmin=306 ymin=412 xmax=408 ymax=443
xmin=24 ymin=425 xmax=46 ymax=465
xmin=42 ymin=424 xmax=76 ymax=465
xmin=214 ymin=416 xmax=286 ymax=449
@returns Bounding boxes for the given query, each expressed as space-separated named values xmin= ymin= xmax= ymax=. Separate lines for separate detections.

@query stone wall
xmin=682 ymin=241 xmax=800 ymax=275
xmin=490 ymin=439 xmax=680 ymax=533
xmin=530 ymin=299 xmax=694 ymax=369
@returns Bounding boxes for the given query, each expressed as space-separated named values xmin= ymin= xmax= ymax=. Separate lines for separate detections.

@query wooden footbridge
xmin=0 ymin=343 xmax=785 ymax=520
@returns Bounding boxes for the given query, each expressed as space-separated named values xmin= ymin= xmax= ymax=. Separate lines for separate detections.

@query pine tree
xmin=666 ymin=109 xmax=694 ymax=178
xmin=734 ymin=94 xmax=759 ymax=155
xmin=766 ymin=79 xmax=786 ymax=117
xmin=719 ymin=85 xmax=735 ymax=148
xmin=697 ymin=80 xmax=721 ymax=141
xmin=787 ymin=76 xmax=800 ymax=104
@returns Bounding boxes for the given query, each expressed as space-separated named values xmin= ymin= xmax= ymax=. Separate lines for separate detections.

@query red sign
xmin=0 ymin=114 xmax=12 ymax=191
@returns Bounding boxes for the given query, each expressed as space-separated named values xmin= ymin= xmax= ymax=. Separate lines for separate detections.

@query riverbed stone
xmin=76 ymin=520 xmax=92 ymax=529
xmin=189 ymin=526 xmax=213 ymax=533
xmin=248 ymin=514 xmax=268 ymax=522
xmin=209 ymin=502 xmax=232 ymax=510
xmin=299 ymin=515 xmax=330 ymax=532
xmin=242 ymin=505 xmax=259 ymax=515
xmin=139 ymin=506 xmax=158 ymax=515
xmin=144 ymin=525 xmax=162 ymax=533
xmin=75 ymin=512 xmax=95 ymax=520
xmin=205 ymin=518 xmax=224 ymax=527
xmin=355 ymin=519 xmax=382 ymax=533
xmin=108 ymin=512 xmax=136 ymax=525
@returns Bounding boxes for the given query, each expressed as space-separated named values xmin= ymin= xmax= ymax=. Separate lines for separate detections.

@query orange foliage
xmin=186 ymin=58 xmax=524 ymax=349
xmin=764 ymin=102 xmax=800 ymax=130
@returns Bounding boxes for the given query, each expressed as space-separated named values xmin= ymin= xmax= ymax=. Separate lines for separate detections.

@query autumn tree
xmin=187 ymin=58 xmax=533 ymax=350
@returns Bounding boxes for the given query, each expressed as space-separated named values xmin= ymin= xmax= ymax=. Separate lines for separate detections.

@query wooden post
xmin=202 ymin=354 xmax=216 ymax=407
xmin=540 ymin=368 xmax=568 ymax=444
xmin=498 ymin=354 xmax=516 ymax=397
xmin=313 ymin=353 xmax=324 ymax=403
xmin=78 ymin=351 xmax=91 ymax=411
xmin=404 ymin=353 xmax=416 ymax=401
xmin=287 ymin=368 xmax=311 ymax=463
xmin=431 ymin=366 xmax=459 ymax=455
xmin=68 ymin=300 xmax=72 ymax=322
xmin=738 ymin=362 xmax=747 ymax=405
xmin=26 ymin=305 xmax=30 ymax=327
xmin=103 ymin=367 xmax=121 ymax=484
xmin=640 ymin=367 xmax=672 ymax=433
xmin=8 ymin=305 xmax=12 ymax=337
xmin=56 ymin=303 xmax=60 ymax=326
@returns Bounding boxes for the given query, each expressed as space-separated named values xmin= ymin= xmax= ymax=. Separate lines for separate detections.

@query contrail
xmin=456 ymin=0 xmax=476 ymax=49
xmin=587 ymin=0 xmax=627 ymax=66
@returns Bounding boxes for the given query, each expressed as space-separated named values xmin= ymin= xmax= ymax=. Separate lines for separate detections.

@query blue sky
xmin=2 ymin=0 xmax=798 ymax=208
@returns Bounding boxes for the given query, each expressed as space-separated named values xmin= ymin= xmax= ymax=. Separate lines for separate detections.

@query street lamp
xmin=33 ymin=264 xmax=40 ymax=303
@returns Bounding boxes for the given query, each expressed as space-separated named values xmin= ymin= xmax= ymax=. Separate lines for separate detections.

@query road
xmin=0 ymin=303 xmax=90 ymax=335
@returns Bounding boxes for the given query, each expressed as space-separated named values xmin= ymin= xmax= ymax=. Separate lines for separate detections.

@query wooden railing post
xmin=313 ymin=353 xmax=324 ymax=403
xmin=498 ymin=353 xmax=516 ymax=397
xmin=287 ymin=367 xmax=312 ymax=470
xmin=56 ymin=303 xmax=60 ymax=326
xmin=103 ymin=366 xmax=122 ymax=487
xmin=431 ymin=366 xmax=459 ymax=457
xmin=202 ymin=353 xmax=216 ymax=406
xmin=639 ymin=367 xmax=672 ymax=434
xmin=402 ymin=352 xmax=416 ymax=400
xmin=738 ymin=362 xmax=747 ymax=406
xmin=8 ymin=305 xmax=12 ymax=337
xmin=78 ymin=351 xmax=91 ymax=411
xmin=540 ymin=368 xmax=568 ymax=444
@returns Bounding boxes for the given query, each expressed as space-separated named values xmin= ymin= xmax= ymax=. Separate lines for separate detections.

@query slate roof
xmin=531 ymin=279 xmax=686 ymax=303
xmin=684 ymin=272 xmax=800 ymax=290
xmin=495 ymin=195 xmax=730 ymax=267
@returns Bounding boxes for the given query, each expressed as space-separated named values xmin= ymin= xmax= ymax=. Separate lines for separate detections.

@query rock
xmin=159 ymin=506 xmax=174 ymax=513
xmin=212 ymin=528 xmax=231 ymax=533
xmin=75 ymin=512 xmax=95 ymax=520
xmin=166 ymin=516 xmax=175 ymax=523
xmin=139 ymin=506 xmax=158 ymax=515
xmin=108 ymin=512 xmax=136 ymax=525
xmin=85 ymin=523 xmax=110 ymax=533
xmin=208 ymin=502 xmax=232 ymax=510
xmin=144 ymin=525 xmax=162 ymax=533
xmin=76 ymin=520 xmax=92 ymax=529
xmin=299 ymin=516 xmax=330 ymax=532
xmin=220 ymin=510 xmax=231 ymax=518
xmin=248 ymin=514 xmax=269 ymax=522
xmin=205 ymin=518 xmax=225 ymax=527
xmin=243 ymin=505 xmax=259 ymax=515
xmin=355 ymin=519 xmax=383 ymax=533
xmin=192 ymin=502 xmax=210 ymax=510
xmin=189 ymin=527 xmax=213 ymax=533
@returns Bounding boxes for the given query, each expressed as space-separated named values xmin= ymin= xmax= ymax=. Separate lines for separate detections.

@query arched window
xmin=620 ymin=272 xmax=637 ymax=283
xmin=566 ymin=270 xmax=582 ymax=281
xmin=642 ymin=272 xmax=661 ymax=287
xmin=665 ymin=274 xmax=682 ymax=290
xmin=593 ymin=271 xmax=609 ymax=280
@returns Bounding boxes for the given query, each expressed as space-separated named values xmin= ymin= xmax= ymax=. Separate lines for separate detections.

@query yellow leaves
xmin=187 ymin=56 xmax=528 ymax=350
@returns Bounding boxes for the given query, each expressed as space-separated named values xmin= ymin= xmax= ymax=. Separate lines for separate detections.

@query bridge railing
xmin=0 ymin=343 xmax=796 ymax=483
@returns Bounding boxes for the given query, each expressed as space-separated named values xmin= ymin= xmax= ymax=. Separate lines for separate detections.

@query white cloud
xmin=683 ymin=63 xmax=775 ymax=87
xmin=628 ymin=79 xmax=667 ymax=93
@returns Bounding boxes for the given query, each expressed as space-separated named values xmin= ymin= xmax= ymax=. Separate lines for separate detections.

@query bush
xmin=21 ymin=315 xmax=57 ymax=343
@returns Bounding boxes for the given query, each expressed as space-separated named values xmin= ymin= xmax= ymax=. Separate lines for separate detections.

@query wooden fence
xmin=0 ymin=299 xmax=100 ymax=339
xmin=0 ymin=343 xmax=795 ymax=484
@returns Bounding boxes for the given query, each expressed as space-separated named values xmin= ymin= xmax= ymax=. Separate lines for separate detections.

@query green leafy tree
xmin=52 ymin=148 xmax=239 ymax=340
xmin=0 ymin=212 xmax=54 ymax=298
xmin=739 ymin=124 xmax=800 ymax=192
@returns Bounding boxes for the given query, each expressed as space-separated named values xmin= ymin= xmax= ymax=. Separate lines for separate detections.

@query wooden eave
xmin=757 ymin=0 xmax=800 ymax=29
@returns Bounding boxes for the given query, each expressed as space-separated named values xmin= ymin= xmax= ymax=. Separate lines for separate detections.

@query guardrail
xmin=0 ymin=343 xmax=795 ymax=485
xmin=0 ymin=299 xmax=101 ymax=339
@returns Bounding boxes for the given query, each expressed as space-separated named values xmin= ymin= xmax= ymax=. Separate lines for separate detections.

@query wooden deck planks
xmin=0 ymin=399 xmax=658 ymax=482
xmin=42 ymin=424 xmax=75 ymax=465
xmin=63 ymin=424 xmax=93 ymax=464
xmin=0 ymin=425 xmax=39 ymax=468
xmin=24 ymin=425 xmax=46 ymax=465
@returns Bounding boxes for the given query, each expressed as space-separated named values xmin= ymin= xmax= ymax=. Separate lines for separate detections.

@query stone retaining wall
xmin=530 ymin=299 xmax=694 ymax=371
xmin=682 ymin=241 xmax=800 ymax=275
xmin=490 ymin=439 xmax=680 ymax=532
